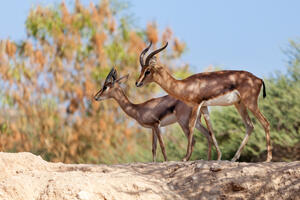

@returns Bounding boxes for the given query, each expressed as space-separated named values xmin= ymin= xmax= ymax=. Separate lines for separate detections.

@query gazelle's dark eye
xmin=145 ymin=70 xmax=151 ymax=76
xmin=103 ymin=86 xmax=107 ymax=91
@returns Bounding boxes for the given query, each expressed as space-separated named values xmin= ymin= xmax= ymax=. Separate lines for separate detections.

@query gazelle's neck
xmin=153 ymin=67 xmax=187 ymax=101
xmin=112 ymin=88 xmax=138 ymax=119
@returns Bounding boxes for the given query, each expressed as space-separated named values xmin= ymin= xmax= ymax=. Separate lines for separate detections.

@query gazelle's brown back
xmin=182 ymin=70 xmax=263 ymax=104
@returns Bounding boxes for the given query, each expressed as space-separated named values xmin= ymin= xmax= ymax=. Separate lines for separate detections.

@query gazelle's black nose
xmin=135 ymin=82 xmax=142 ymax=87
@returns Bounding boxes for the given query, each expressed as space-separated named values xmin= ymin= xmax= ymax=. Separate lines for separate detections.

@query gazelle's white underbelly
xmin=203 ymin=90 xmax=240 ymax=106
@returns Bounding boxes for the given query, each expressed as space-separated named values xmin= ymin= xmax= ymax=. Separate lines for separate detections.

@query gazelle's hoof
xmin=182 ymin=158 xmax=188 ymax=162
xmin=217 ymin=153 xmax=222 ymax=161
xmin=265 ymin=157 xmax=272 ymax=162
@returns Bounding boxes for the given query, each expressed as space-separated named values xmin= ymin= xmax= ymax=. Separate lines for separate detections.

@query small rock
xmin=77 ymin=191 xmax=90 ymax=200
xmin=169 ymin=185 xmax=175 ymax=190
xmin=210 ymin=164 xmax=222 ymax=172
xmin=230 ymin=182 xmax=245 ymax=192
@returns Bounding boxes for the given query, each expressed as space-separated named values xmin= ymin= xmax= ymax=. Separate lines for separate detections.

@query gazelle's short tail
xmin=262 ymin=80 xmax=266 ymax=98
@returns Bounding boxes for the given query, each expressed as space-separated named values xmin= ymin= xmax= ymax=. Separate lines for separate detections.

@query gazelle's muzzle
xmin=94 ymin=90 xmax=103 ymax=101
xmin=135 ymin=73 xmax=146 ymax=87
xmin=135 ymin=81 xmax=143 ymax=87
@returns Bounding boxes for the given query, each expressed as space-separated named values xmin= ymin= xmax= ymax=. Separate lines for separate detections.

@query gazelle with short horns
xmin=94 ymin=68 xmax=222 ymax=162
xmin=136 ymin=42 xmax=272 ymax=162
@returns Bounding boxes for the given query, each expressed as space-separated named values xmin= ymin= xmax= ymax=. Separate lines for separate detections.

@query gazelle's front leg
xmin=183 ymin=103 xmax=202 ymax=161
xmin=151 ymin=128 xmax=158 ymax=162
xmin=153 ymin=125 xmax=167 ymax=161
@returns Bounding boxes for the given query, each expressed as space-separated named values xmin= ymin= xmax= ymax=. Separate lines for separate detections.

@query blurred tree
xmin=0 ymin=0 xmax=188 ymax=164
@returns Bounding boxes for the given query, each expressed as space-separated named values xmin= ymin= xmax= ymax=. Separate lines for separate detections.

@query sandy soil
xmin=0 ymin=152 xmax=299 ymax=200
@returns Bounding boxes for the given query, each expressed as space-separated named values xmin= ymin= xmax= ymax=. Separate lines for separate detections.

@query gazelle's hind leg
xmin=201 ymin=106 xmax=222 ymax=160
xmin=178 ymin=110 xmax=214 ymax=161
xmin=151 ymin=128 xmax=158 ymax=162
xmin=177 ymin=121 xmax=196 ymax=154
xmin=177 ymin=107 xmax=210 ymax=160
xmin=231 ymin=102 xmax=254 ymax=162
xmin=183 ymin=104 xmax=203 ymax=161
xmin=153 ymin=125 xmax=168 ymax=161
xmin=195 ymin=119 xmax=212 ymax=160
xmin=247 ymin=106 xmax=272 ymax=162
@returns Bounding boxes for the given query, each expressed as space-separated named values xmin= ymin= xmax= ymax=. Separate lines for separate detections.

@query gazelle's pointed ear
xmin=105 ymin=67 xmax=117 ymax=84
xmin=116 ymin=74 xmax=129 ymax=84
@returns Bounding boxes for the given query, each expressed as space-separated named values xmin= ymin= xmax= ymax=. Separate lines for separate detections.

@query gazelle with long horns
xmin=136 ymin=42 xmax=271 ymax=162
xmin=94 ymin=68 xmax=222 ymax=162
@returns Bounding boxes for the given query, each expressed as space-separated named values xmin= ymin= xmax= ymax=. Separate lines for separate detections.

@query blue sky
xmin=1 ymin=0 xmax=300 ymax=78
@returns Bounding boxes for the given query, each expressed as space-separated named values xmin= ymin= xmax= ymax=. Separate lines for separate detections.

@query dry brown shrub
xmin=24 ymin=41 xmax=33 ymax=57
xmin=93 ymin=32 xmax=107 ymax=57
xmin=147 ymin=22 xmax=158 ymax=44
xmin=129 ymin=32 xmax=144 ymax=53
xmin=5 ymin=40 xmax=17 ymax=57
xmin=61 ymin=1 xmax=71 ymax=25
xmin=173 ymin=38 xmax=186 ymax=56
xmin=162 ymin=27 xmax=173 ymax=44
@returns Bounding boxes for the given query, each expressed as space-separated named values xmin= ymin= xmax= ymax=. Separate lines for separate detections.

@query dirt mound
xmin=0 ymin=152 xmax=299 ymax=200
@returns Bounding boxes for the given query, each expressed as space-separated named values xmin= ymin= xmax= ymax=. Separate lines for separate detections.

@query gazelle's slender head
xmin=135 ymin=42 xmax=168 ymax=87
xmin=94 ymin=68 xmax=128 ymax=101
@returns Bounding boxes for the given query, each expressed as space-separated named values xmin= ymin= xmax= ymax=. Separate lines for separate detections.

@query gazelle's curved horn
xmin=145 ymin=42 xmax=168 ymax=66
xmin=139 ymin=42 xmax=152 ymax=67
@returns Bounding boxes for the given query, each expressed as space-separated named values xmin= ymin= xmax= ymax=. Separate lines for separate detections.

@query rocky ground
xmin=0 ymin=152 xmax=299 ymax=200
